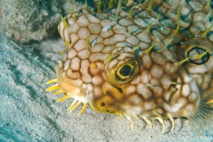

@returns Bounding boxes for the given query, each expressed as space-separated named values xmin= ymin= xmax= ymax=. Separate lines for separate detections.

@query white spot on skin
xmin=91 ymin=37 xmax=98 ymax=47
xmin=89 ymin=35 xmax=103 ymax=44
xmin=101 ymin=25 xmax=112 ymax=32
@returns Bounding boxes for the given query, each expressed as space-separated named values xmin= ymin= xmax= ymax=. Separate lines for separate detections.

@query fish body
xmin=47 ymin=0 xmax=213 ymax=133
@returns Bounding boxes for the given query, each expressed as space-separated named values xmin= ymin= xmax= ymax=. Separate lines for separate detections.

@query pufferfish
xmin=46 ymin=0 xmax=213 ymax=134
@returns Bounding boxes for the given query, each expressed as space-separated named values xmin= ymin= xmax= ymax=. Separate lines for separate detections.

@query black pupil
xmin=119 ymin=65 xmax=132 ymax=76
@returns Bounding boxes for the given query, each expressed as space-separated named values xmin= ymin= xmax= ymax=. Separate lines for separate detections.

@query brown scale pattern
xmin=47 ymin=0 xmax=213 ymax=132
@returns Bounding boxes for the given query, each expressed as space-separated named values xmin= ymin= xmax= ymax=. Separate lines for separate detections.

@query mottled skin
xmin=47 ymin=0 xmax=213 ymax=133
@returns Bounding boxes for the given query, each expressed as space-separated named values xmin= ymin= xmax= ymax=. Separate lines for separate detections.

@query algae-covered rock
xmin=0 ymin=0 xmax=86 ymax=43
xmin=0 ymin=30 xmax=212 ymax=142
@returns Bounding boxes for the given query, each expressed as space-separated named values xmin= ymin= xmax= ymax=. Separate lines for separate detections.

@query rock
xmin=0 ymin=0 xmax=85 ymax=43
xmin=0 ymin=32 xmax=212 ymax=141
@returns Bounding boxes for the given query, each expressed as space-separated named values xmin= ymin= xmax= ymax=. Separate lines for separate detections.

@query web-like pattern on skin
xmin=47 ymin=0 xmax=213 ymax=133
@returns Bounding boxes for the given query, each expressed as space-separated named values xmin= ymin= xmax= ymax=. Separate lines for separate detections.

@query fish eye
xmin=186 ymin=46 xmax=210 ymax=65
xmin=115 ymin=60 xmax=136 ymax=82
xmin=105 ymin=53 xmax=142 ymax=86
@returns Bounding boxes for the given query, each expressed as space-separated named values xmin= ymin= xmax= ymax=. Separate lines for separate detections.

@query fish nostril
xmin=101 ymin=102 xmax=105 ymax=106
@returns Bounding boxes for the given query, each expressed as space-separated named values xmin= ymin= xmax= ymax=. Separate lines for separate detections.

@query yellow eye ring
xmin=110 ymin=58 xmax=140 ymax=84
xmin=115 ymin=60 xmax=136 ymax=81
xmin=105 ymin=53 xmax=142 ymax=86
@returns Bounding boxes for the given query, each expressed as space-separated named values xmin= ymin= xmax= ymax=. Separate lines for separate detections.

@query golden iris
xmin=111 ymin=59 xmax=139 ymax=84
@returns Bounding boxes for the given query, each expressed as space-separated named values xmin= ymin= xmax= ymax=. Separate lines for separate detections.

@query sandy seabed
xmin=0 ymin=32 xmax=212 ymax=142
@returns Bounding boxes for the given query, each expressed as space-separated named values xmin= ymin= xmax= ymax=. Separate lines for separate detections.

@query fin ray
xmin=189 ymin=92 xmax=213 ymax=135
